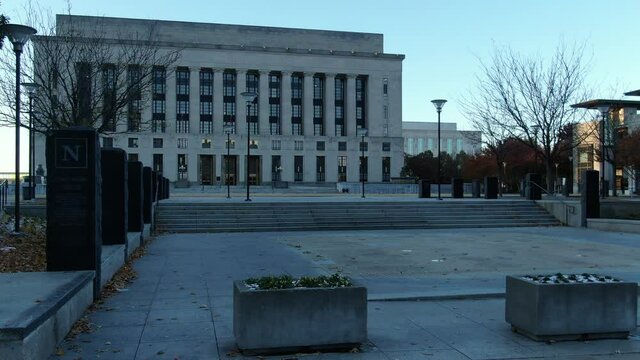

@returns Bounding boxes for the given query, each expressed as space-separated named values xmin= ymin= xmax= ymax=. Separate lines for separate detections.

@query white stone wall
xmin=35 ymin=16 xmax=405 ymax=185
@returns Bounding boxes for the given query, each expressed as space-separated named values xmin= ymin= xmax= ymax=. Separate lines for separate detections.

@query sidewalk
xmin=51 ymin=228 xmax=640 ymax=360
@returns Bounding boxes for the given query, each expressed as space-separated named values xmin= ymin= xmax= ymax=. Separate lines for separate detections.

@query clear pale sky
xmin=1 ymin=0 xmax=639 ymax=172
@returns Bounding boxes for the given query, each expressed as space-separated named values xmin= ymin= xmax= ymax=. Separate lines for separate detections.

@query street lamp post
xmin=554 ymin=162 xmax=559 ymax=193
xmin=223 ymin=124 xmax=234 ymax=199
xmin=431 ymin=99 xmax=447 ymax=200
xmin=240 ymin=91 xmax=258 ymax=202
xmin=0 ymin=23 xmax=37 ymax=233
xmin=502 ymin=161 xmax=507 ymax=194
xmin=357 ymin=128 xmax=368 ymax=198
xmin=597 ymin=105 xmax=609 ymax=198
xmin=22 ymin=82 xmax=38 ymax=200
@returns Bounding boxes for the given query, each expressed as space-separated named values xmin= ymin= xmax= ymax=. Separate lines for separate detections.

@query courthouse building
xmin=35 ymin=15 xmax=405 ymax=185
xmin=402 ymin=121 xmax=481 ymax=156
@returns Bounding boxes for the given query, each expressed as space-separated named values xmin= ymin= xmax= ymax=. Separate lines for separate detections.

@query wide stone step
xmin=155 ymin=211 xmax=552 ymax=220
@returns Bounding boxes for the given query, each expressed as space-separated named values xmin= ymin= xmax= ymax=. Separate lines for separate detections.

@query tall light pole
xmin=431 ymin=99 xmax=447 ymax=200
xmin=357 ymin=128 xmax=368 ymax=198
xmin=0 ymin=23 xmax=37 ymax=233
xmin=502 ymin=161 xmax=507 ymax=195
xmin=597 ymin=105 xmax=609 ymax=198
xmin=554 ymin=162 xmax=559 ymax=193
xmin=241 ymin=91 xmax=257 ymax=202
xmin=223 ymin=124 xmax=234 ymax=199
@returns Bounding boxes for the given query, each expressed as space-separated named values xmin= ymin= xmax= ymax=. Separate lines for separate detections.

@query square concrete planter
xmin=505 ymin=275 xmax=637 ymax=341
xmin=233 ymin=280 xmax=367 ymax=354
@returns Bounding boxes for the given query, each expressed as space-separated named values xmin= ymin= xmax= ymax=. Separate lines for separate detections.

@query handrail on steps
xmin=529 ymin=180 xmax=577 ymax=225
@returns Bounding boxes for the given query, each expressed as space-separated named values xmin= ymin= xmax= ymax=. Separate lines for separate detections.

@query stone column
xmin=303 ymin=72 xmax=314 ymax=136
xmin=259 ymin=70 xmax=270 ymax=135
xmin=325 ymin=73 xmax=336 ymax=138
xmin=346 ymin=74 xmax=357 ymax=136
xmin=143 ymin=167 xmax=152 ymax=224
xmin=281 ymin=71 xmax=292 ymax=136
xmin=213 ymin=69 xmax=224 ymax=135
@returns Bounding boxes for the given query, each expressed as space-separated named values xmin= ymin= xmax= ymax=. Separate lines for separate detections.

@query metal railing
xmin=529 ymin=180 xmax=577 ymax=225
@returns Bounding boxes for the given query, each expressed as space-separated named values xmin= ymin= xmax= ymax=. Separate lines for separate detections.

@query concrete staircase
xmin=155 ymin=200 xmax=561 ymax=233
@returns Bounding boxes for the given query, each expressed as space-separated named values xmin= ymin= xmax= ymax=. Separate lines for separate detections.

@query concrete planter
xmin=505 ymin=275 xmax=637 ymax=341
xmin=233 ymin=281 xmax=367 ymax=354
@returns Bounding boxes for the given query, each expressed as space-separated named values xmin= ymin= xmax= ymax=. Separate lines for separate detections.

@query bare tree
xmin=0 ymin=4 xmax=181 ymax=135
xmin=461 ymin=42 xmax=593 ymax=193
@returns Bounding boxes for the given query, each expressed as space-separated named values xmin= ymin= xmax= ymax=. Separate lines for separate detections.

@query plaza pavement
xmin=51 ymin=227 xmax=640 ymax=360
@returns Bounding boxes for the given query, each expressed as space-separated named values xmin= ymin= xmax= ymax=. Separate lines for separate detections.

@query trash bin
xmin=418 ymin=180 xmax=431 ymax=198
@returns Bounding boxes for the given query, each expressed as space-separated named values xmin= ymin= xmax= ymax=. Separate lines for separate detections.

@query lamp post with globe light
xmin=597 ymin=105 xmax=610 ymax=198
xmin=430 ymin=99 xmax=447 ymax=200
xmin=0 ymin=23 xmax=37 ymax=233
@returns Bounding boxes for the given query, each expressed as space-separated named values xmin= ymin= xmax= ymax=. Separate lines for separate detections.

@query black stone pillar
xmin=484 ymin=176 xmax=498 ymax=199
xmin=157 ymin=174 xmax=164 ymax=201
xmin=127 ymin=161 xmax=143 ymax=232
xmin=526 ymin=173 xmax=542 ymax=200
xmin=472 ymin=180 xmax=481 ymax=198
xmin=143 ymin=166 xmax=152 ymax=224
xmin=46 ymin=128 xmax=102 ymax=298
xmin=451 ymin=178 xmax=464 ymax=198
xmin=101 ymin=148 xmax=128 ymax=246
xmin=165 ymin=178 xmax=170 ymax=199
xmin=151 ymin=170 xmax=158 ymax=203
xmin=581 ymin=170 xmax=600 ymax=227
xmin=418 ymin=180 xmax=431 ymax=198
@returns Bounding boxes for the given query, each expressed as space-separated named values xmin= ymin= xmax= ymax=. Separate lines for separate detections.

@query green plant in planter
xmin=245 ymin=273 xmax=352 ymax=290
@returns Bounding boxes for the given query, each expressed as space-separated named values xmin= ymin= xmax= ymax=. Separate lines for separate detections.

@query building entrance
xmin=248 ymin=155 xmax=261 ymax=185
xmin=199 ymin=155 xmax=215 ymax=185
xmin=223 ymin=155 xmax=238 ymax=185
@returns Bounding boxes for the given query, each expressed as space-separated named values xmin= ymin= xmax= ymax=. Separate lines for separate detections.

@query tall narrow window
xmin=102 ymin=64 xmax=116 ymax=132
xmin=153 ymin=154 xmax=164 ymax=175
xmin=176 ymin=67 xmax=190 ymax=133
xmin=200 ymin=68 xmax=213 ymax=134
xmin=177 ymin=154 xmax=188 ymax=180
xmin=152 ymin=66 xmax=166 ymax=133
xmin=382 ymin=157 xmax=391 ymax=182
xmin=223 ymin=70 xmax=236 ymax=133
xmin=356 ymin=76 xmax=367 ymax=130
xmin=127 ymin=65 xmax=142 ymax=132
xmin=246 ymin=72 xmax=259 ymax=135
xmin=269 ymin=72 xmax=281 ymax=135
xmin=294 ymin=155 xmax=304 ymax=182
xmin=291 ymin=74 xmax=303 ymax=135
xmin=334 ymin=76 xmax=345 ymax=136
xmin=272 ymin=155 xmax=282 ymax=181
xmin=313 ymin=75 xmax=324 ymax=136
xmin=316 ymin=156 xmax=325 ymax=182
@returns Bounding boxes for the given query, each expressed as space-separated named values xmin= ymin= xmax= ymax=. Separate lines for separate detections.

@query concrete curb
xmin=368 ymin=290 xmax=505 ymax=302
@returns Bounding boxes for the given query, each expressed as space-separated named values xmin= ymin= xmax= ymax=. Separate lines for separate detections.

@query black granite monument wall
xmin=451 ymin=178 xmax=464 ymax=198
xmin=46 ymin=128 xmax=102 ymax=298
xmin=484 ymin=176 xmax=498 ymax=199
xmin=127 ymin=161 xmax=143 ymax=232
xmin=101 ymin=148 xmax=128 ymax=246
xmin=151 ymin=170 xmax=158 ymax=203
xmin=143 ymin=166 xmax=152 ymax=224
xmin=418 ymin=180 xmax=431 ymax=198
xmin=581 ymin=170 xmax=600 ymax=227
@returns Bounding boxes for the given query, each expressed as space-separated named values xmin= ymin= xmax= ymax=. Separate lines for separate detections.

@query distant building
xmin=34 ymin=15 xmax=405 ymax=184
xmin=571 ymin=97 xmax=640 ymax=194
xmin=402 ymin=121 xmax=481 ymax=156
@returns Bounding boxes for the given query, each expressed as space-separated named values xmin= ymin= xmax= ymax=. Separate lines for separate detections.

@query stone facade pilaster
xmin=281 ymin=71 xmax=292 ymax=136
xmin=259 ymin=70 xmax=270 ymax=135
xmin=324 ymin=73 xmax=336 ymax=137
xmin=213 ymin=69 xmax=224 ymax=135
xmin=303 ymin=72 xmax=314 ymax=136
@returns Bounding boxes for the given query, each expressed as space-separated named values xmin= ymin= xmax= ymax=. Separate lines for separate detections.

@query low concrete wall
xmin=601 ymin=201 xmax=640 ymax=220
xmin=588 ymin=218 xmax=640 ymax=234
xmin=100 ymin=245 xmax=125 ymax=289
xmin=536 ymin=200 xmax=581 ymax=227
xmin=126 ymin=232 xmax=142 ymax=258
xmin=0 ymin=272 xmax=94 ymax=360
xmin=3 ymin=204 xmax=47 ymax=219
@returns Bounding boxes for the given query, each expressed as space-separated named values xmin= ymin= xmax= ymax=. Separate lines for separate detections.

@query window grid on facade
xmin=223 ymin=71 xmax=237 ymax=130
xmin=176 ymin=68 xmax=189 ymax=95
xmin=294 ymin=140 xmax=304 ymax=151
xmin=128 ymin=138 xmax=138 ymax=148
xmin=269 ymin=72 xmax=281 ymax=135
xmin=338 ymin=141 xmax=347 ymax=151
xmin=127 ymin=65 xmax=142 ymax=132
xmin=102 ymin=64 xmax=117 ymax=132
xmin=272 ymin=139 xmax=281 ymax=150
xmin=153 ymin=67 xmax=166 ymax=95
xmin=177 ymin=119 xmax=189 ymax=133
xmin=200 ymin=120 xmax=212 ymax=134
xmin=291 ymin=74 xmax=303 ymax=135
xmin=202 ymin=139 xmax=211 ymax=148
xmin=246 ymin=72 xmax=259 ymax=134
xmin=335 ymin=77 xmax=345 ymax=136
xmin=356 ymin=76 xmax=366 ymax=130
xmin=153 ymin=138 xmax=163 ymax=148
xmin=316 ymin=141 xmax=325 ymax=151
xmin=200 ymin=69 xmax=213 ymax=96
xmin=177 ymin=138 xmax=188 ymax=149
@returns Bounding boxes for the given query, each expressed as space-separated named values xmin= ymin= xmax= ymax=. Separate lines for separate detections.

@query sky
xmin=1 ymin=0 xmax=639 ymax=172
